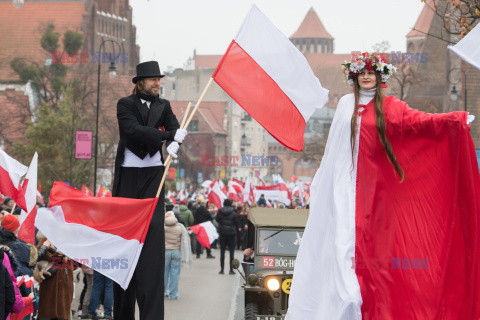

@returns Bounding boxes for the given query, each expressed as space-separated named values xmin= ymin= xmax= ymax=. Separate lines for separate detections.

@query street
xmin=73 ymin=248 xmax=245 ymax=320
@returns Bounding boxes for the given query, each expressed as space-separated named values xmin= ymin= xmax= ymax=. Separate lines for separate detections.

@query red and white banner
xmin=254 ymin=184 xmax=291 ymax=206
xmin=35 ymin=182 xmax=158 ymax=289
xmin=0 ymin=149 xmax=28 ymax=209
xmin=189 ymin=221 xmax=219 ymax=249
xmin=212 ymin=5 xmax=329 ymax=151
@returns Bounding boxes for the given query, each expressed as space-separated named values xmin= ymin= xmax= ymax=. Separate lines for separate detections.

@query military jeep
xmin=232 ymin=207 xmax=309 ymax=320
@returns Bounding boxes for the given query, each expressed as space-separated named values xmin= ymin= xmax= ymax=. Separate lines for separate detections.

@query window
xmin=310 ymin=160 xmax=317 ymax=169
xmin=188 ymin=120 xmax=198 ymax=132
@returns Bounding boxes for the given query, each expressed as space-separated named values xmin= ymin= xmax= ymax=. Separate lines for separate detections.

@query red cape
xmin=355 ymin=96 xmax=480 ymax=319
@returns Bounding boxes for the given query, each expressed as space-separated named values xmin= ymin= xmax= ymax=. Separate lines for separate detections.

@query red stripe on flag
xmin=213 ymin=41 xmax=305 ymax=151
xmin=18 ymin=207 xmax=36 ymax=244
xmin=189 ymin=224 xmax=211 ymax=249
xmin=49 ymin=182 xmax=158 ymax=242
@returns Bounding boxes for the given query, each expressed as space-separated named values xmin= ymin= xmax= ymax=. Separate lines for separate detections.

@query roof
xmin=290 ymin=7 xmax=333 ymax=39
xmin=195 ymin=55 xmax=223 ymax=69
xmin=170 ymin=100 xmax=227 ymax=134
xmin=406 ymin=0 xmax=435 ymax=38
xmin=248 ymin=208 xmax=309 ymax=227
xmin=0 ymin=1 xmax=86 ymax=81
xmin=305 ymin=53 xmax=352 ymax=108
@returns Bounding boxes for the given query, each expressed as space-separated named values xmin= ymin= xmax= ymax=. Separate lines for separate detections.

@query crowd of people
xmin=0 ymin=188 xmax=306 ymax=319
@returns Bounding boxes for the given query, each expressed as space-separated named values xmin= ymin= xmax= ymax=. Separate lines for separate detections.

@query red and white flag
xmin=35 ymin=182 xmax=158 ymax=289
xmin=212 ymin=5 xmax=329 ymax=151
xmin=0 ymin=149 xmax=28 ymax=209
xmin=18 ymin=153 xmax=38 ymax=244
xmin=208 ymin=181 xmax=226 ymax=209
xmin=16 ymin=275 xmax=34 ymax=288
xmin=229 ymin=178 xmax=244 ymax=194
xmin=178 ymin=189 xmax=188 ymax=201
xmin=97 ymin=185 xmax=112 ymax=197
xmin=242 ymin=178 xmax=255 ymax=205
xmin=227 ymin=185 xmax=241 ymax=202
xmin=189 ymin=221 xmax=219 ymax=249
xmin=81 ymin=185 xmax=94 ymax=197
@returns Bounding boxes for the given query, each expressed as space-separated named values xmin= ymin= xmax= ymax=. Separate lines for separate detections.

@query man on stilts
xmin=112 ymin=61 xmax=187 ymax=320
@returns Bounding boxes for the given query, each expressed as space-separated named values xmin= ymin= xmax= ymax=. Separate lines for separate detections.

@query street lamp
xmin=447 ymin=67 xmax=467 ymax=112
xmin=450 ymin=85 xmax=458 ymax=102
xmin=94 ymin=38 xmax=122 ymax=195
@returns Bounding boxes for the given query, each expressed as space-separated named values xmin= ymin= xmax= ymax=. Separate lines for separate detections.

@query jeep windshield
xmin=257 ymin=229 xmax=303 ymax=256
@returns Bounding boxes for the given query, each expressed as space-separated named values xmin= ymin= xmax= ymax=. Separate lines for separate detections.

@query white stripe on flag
xmin=234 ymin=5 xmax=329 ymax=121
xmin=35 ymin=206 xmax=143 ymax=289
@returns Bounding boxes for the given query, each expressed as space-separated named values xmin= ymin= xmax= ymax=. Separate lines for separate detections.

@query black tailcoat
xmin=112 ymin=94 xmax=180 ymax=195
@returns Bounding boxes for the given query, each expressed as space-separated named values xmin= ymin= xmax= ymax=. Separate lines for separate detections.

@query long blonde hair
xmin=350 ymin=73 xmax=405 ymax=181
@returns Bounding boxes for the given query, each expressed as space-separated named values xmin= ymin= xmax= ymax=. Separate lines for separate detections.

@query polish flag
xmin=97 ymin=185 xmax=112 ymax=197
xmin=228 ymin=178 xmax=244 ymax=194
xmin=81 ymin=185 xmax=94 ymax=197
xmin=242 ymin=178 xmax=255 ymax=205
xmin=17 ymin=153 xmax=38 ymax=244
xmin=227 ymin=185 xmax=241 ymax=202
xmin=16 ymin=275 xmax=34 ymax=288
xmin=254 ymin=184 xmax=291 ymax=206
xmin=208 ymin=182 xmax=227 ymax=209
xmin=189 ymin=221 xmax=219 ymax=249
xmin=212 ymin=5 xmax=329 ymax=151
xmin=0 ymin=149 xmax=28 ymax=209
xmin=35 ymin=182 xmax=158 ymax=289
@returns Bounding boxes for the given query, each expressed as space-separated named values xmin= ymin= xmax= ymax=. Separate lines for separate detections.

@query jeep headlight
xmin=266 ymin=277 xmax=280 ymax=291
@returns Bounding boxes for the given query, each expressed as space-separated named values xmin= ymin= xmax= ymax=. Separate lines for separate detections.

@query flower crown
xmin=341 ymin=52 xmax=396 ymax=86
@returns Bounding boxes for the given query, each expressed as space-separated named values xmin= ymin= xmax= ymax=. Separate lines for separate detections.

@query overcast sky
xmin=130 ymin=0 xmax=425 ymax=71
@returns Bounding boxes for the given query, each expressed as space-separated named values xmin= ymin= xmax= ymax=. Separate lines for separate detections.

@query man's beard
xmin=144 ymin=87 xmax=159 ymax=96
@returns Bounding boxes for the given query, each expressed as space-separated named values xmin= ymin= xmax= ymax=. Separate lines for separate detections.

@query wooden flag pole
xmin=10 ymin=203 xmax=16 ymax=215
xmin=155 ymin=100 xmax=193 ymax=198
xmin=155 ymin=77 xmax=214 ymax=199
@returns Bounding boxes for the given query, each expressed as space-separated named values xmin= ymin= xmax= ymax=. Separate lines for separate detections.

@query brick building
xmin=0 ymin=0 xmax=140 ymax=189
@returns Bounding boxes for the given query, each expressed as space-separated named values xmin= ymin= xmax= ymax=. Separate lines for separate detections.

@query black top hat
xmin=132 ymin=61 xmax=165 ymax=84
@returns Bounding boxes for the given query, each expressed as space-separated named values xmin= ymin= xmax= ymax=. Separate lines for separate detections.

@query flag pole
xmin=155 ymin=77 xmax=214 ymax=198
xmin=10 ymin=203 xmax=16 ymax=215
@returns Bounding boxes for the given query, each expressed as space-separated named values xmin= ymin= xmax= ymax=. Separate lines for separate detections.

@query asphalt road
xmin=72 ymin=248 xmax=246 ymax=320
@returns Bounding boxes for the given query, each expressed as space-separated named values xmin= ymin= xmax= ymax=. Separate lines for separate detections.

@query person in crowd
xmin=193 ymin=202 xmax=215 ymax=259
xmin=1 ymin=247 xmax=27 ymax=320
xmin=177 ymin=201 xmax=194 ymax=228
xmin=0 ymin=215 xmax=37 ymax=278
xmin=215 ymin=199 xmax=237 ymax=275
xmin=235 ymin=206 xmax=248 ymax=250
xmin=35 ymin=237 xmax=74 ymax=320
xmin=1 ymin=261 xmax=15 ymax=320
xmin=256 ymin=194 xmax=267 ymax=207
xmin=77 ymin=267 xmax=94 ymax=319
xmin=164 ymin=211 xmax=191 ymax=300
xmin=88 ymin=270 xmax=113 ymax=320
xmin=2 ymin=199 xmax=20 ymax=216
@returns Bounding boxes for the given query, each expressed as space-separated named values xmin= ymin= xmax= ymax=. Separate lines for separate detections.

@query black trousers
xmin=113 ymin=166 xmax=165 ymax=320
xmin=219 ymin=235 xmax=236 ymax=271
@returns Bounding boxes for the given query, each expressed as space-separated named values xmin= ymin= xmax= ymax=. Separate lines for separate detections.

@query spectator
xmin=236 ymin=207 xmax=248 ymax=250
xmin=177 ymin=201 xmax=194 ymax=228
xmin=0 ymin=262 xmax=15 ymax=320
xmin=35 ymin=237 xmax=74 ymax=320
xmin=193 ymin=202 xmax=215 ymax=259
xmin=2 ymin=199 xmax=20 ymax=216
xmin=216 ymin=199 xmax=237 ymax=275
xmin=164 ymin=211 xmax=191 ymax=300
xmin=257 ymin=194 xmax=267 ymax=207
xmin=88 ymin=270 xmax=113 ymax=320
xmin=0 ymin=215 xmax=37 ymax=277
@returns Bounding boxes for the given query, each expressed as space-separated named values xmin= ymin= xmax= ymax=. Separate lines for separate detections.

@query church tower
xmin=290 ymin=7 xmax=334 ymax=54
